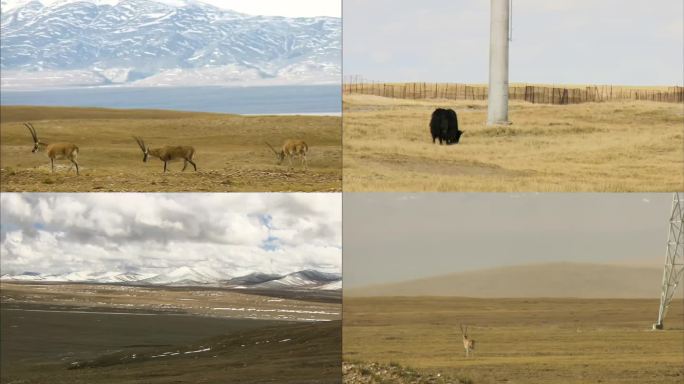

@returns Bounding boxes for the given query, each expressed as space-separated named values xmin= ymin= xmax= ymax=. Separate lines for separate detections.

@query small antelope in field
xmin=266 ymin=140 xmax=309 ymax=169
xmin=25 ymin=122 xmax=80 ymax=175
xmin=460 ymin=324 xmax=475 ymax=357
xmin=133 ymin=136 xmax=197 ymax=173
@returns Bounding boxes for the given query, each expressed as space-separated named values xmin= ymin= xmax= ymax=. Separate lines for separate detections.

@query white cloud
xmin=0 ymin=193 xmax=341 ymax=276
xmin=26 ymin=0 xmax=341 ymax=17
xmin=1 ymin=194 xmax=32 ymax=219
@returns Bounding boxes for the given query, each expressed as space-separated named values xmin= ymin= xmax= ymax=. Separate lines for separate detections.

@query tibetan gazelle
xmin=460 ymin=324 xmax=475 ymax=357
xmin=133 ymin=136 xmax=197 ymax=173
xmin=266 ymin=139 xmax=309 ymax=169
xmin=24 ymin=122 xmax=80 ymax=175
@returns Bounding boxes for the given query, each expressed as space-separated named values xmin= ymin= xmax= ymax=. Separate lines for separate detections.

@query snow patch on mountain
xmin=318 ymin=280 xmax=342 ymax=290
xmin=0 ymin=271 xmax=45 ymax=281
xmin=0 ymin=270 xmax=157 ymax=282
xmin=139 ymin=266 xmax=223 ymax=286
xmin=1 ymin=267 xmax=342 ymax=290
xmin=0 ymin=0 xmax=340 ymax=88
xmin=251 ymin=270 xmax=342 ymax=290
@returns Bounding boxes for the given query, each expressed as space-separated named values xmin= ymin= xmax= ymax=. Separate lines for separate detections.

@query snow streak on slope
xmin=1 ymin=267 xmax=342 ymax=290
xmin=250 ymin=270 xmax=342 ymax=290
xmin=1 ymin=0 xmax=341 ymax=88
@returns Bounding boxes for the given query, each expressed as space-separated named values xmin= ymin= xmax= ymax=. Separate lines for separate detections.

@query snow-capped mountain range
xmin=0 ymin=0 xmax=341 ymax=88
xmin=0 ymin=266 xmax=342 ymax=290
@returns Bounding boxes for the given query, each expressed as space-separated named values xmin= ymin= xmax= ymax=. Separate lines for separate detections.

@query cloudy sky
xmin=344 ymin=193 xmax=674 ymax=288
xmin=344 ymin=0 xmax=683 ymax=85
xmin=0 ymin=193 xmax=341 ymax=276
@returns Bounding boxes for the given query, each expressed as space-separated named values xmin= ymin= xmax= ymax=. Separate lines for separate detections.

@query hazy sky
xmin=0 ymin=193 xmax=341 ymax=276
xmin=3 ymin=0 xmax=341 ymax=17
xmin=344 ymin=193 xmax=674 ymax=288
xmin=201 ymin=0 xmax=340 ymax=17
xmin=343 ymin=0 xmax=683 ymax=85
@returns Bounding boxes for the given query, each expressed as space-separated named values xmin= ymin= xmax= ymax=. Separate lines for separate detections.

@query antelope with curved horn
xmin=24 ymin=123 xmax=80 ymax=175
xmin=460 ymin=324 xmax=475 ymax=358
xmin=133 ymin=136 xmax=197 ymax=173
xmin=266 ymin=139 xmax=309 ymax=169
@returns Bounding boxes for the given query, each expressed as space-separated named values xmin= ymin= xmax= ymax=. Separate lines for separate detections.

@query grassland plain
xmin=0 ymin=282 xmax=341 ymax=321
xmin=343 ymin=94 xmax=683 ymax=192
xmin=343 ymin=297 xmax=684 ymax=384
xmin=0 ymin=106 xmax=341 ymax=192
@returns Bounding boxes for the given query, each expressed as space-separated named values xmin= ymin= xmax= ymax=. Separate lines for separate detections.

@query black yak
xmin=430 ymin=108 xmax=463 ymax=145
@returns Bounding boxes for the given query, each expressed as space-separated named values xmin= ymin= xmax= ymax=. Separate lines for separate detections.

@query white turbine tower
xmin=487 ymin=0 xmax=511 ymax=125
xmin=654 ymin=192 xmax=684 ymax=330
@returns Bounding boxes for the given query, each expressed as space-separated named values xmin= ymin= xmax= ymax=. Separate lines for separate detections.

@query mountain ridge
xmin=0 ymin=266 xmax=342 ymax=290
xmin=1 ymin=0 xmax=341 ymax=88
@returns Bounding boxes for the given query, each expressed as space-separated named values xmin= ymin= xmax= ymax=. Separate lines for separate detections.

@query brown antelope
xmin=25 ymin=123 xmax=80 ymax=175
xmin=266 ymin=139 xmax=309 ymax=169
xmin=460 ymin=324 xmax=475 ymax=357
xmin=133 ymin=136 xmax=197 ymax=173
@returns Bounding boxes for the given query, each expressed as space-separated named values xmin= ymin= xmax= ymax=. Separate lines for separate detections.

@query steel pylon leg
xmin=654 ymin=192 xmax=684 ymax=330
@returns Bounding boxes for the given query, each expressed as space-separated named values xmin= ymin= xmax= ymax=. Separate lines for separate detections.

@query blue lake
xmin=0 ymin=84 xmax=341 ymax=115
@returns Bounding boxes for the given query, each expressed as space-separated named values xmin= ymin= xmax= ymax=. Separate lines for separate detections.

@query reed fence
xmin=343 ymin=79 xmax=684 ymax=105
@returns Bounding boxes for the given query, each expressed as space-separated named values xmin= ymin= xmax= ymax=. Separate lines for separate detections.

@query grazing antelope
xmin=133 ymin=136 xmax=197 ymax=173
xmin=460 ymin=324 xmax=475 ymax=357
xmin=25 ymin=123 xmax=80 ymax=175
xmin=266 ymin=139 xmax=309 ymax=169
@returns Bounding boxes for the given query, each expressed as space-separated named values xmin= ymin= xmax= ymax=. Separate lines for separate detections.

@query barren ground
xmin=1 ymin=282 xmax=342 ymax=383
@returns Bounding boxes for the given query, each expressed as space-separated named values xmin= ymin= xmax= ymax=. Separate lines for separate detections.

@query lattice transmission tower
xmin=653 ymin=192 xmax=684 ymax=330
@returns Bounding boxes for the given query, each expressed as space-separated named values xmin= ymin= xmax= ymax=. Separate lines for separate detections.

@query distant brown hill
xmin=346 ymin=262 xmax=683 ymax=298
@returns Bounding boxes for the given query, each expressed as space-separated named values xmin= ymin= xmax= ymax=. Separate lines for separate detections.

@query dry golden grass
xmin=344 ymin=296 xmax=684 ymax=384
xmin=0 ymin=106 xmax=341 ymax=192
xmin=343 ymin=95 xmax=683 ymax=191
